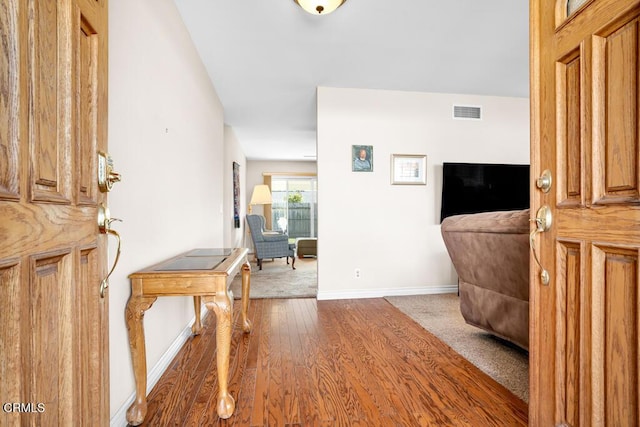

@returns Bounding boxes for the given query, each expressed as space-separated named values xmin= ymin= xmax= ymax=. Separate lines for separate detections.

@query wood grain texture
xmin=76 ymin=20 xmax=98 ymax=205
xmin=533 ymin=1 xmax=640 ymax=425
xmin=556 ymin=48 xmax=584 ymax=208
xmin=0 ymin=260 xmax=21 ymax=427
xmin=137 ymin=298 xmax=528 ymax=427
xmin=604 ymin=20 xmax=638 ymax=197
xmin=592 ymin=14 xmax=640 ymax=205
xmin=1 ymin=0 xmax=110 ymax=424
xmin=555 ymin=241 xmax=582 ymax=425
xmin=30 ymin=0 xmax=69 ymax=203
xmin=600 ymin=248 xmax=638 ymax=425
xmin=0 ymin=203 xmax=98 ymax=258
xmin=0 ymin=0 xmax=20 ymax=200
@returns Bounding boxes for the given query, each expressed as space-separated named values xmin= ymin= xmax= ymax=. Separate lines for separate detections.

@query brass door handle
xmin=529 ymin=205 xmax=552 ymax=285
xmin=98 ymin=204 xmax=122 ymax=298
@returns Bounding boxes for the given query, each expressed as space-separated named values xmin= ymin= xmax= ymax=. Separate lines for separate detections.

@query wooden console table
xmin=125 ymin=248 xmax=252 ymax=425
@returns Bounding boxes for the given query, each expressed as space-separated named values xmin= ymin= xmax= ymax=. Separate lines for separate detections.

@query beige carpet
xmin=230 ymin=257 xmax=317 ymax=299
xmin=385 ymin=293 xmax=529 ymax=403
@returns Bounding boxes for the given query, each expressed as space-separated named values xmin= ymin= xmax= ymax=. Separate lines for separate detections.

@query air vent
xmin=453 ymin=105 xmax=482 ymax=120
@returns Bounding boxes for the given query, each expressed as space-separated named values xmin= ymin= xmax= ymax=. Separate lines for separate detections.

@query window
xmin=567 ymin=0 xmax=588 ymax=16
xmin=271 ymin=176 xmax=317 ymax=239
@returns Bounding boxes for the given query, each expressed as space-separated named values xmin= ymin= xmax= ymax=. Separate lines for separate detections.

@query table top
xmin=129 ymin=248 xmax=249 ymax=279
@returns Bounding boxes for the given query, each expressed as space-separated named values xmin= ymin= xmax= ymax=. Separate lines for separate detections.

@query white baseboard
xmin=110 ymin=307 xmax=209 ymax=427
xmin=316 ymin=285 xmax=458 ymax=301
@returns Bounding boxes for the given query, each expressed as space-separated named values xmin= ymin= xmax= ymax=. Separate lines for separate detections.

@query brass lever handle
xmin=529 ymin=205 xmax=552 ymax=285
xmin=530 ymin=226 xmax=550 ymax=285
xmin=100 ymin=228 xmax=122 ymax=298
xmin=98 ymin=204 xmax=123 ymax=298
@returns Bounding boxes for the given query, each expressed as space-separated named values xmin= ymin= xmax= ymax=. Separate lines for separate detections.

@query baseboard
xmin=316 ymin=285 xmax=458 ymax=301
xmin=110 ymin=306 xmax=209 ymax=427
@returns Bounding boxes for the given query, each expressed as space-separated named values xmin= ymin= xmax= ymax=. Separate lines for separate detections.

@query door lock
xmin=98 ymin=204 xmax=122 ymax=297
xmin=98 ymin=151 xmax=122 ymax=192
xmin=536 ymin=169 xmax=552 ymax=193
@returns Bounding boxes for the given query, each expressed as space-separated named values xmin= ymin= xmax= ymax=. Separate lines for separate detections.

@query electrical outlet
xmin=355 ymin=268 xmax=361 ymax=279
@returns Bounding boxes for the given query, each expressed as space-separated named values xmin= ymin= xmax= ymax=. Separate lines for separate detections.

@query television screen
xmin=440 ymin=162 xmax=530 ymax=222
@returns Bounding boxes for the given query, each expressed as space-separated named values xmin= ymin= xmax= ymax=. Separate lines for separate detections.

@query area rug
xmin=229 ymin=258 xmax=317 ymax=299
xmin=385 ymin=293 xmax=529 ymax=403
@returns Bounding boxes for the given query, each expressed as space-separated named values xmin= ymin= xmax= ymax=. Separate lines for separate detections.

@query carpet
xmin=230 ymin=258 xmax=317 ymax=299
xmin=385 ymin=293 xmax=529 ymax=403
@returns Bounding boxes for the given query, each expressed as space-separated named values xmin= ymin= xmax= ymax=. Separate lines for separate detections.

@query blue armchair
xmin=246 ymin=214 xmax=296 ymax=270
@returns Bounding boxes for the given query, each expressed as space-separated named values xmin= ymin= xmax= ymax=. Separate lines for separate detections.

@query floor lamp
xmin=248 ymin=184 xmax=272 ymax=214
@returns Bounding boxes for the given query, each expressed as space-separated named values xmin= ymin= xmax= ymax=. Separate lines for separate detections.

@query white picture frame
xmin=391 ymin=154 xmax=427 ymax=185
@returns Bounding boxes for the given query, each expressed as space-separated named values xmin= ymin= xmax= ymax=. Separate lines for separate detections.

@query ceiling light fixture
xmin=294 ymin=0 xmax=346 ymax=15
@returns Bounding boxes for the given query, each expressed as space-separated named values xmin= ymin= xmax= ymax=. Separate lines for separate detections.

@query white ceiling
xmin=173 ymin=0 xmax=529 ymax=161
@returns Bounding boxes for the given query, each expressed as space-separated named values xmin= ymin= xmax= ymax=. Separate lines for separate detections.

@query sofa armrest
xmin=441 ymin=209 xmax=530 ymax=234
xmin=441 ymin=209 xmax=530 ymax=301
xmin=441 ymin=209 xmax=531 ymax=350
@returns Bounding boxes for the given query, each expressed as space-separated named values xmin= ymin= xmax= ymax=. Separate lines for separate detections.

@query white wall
xmin=224 ymin=126 xmax=247 ymax=248
xmin=317 ymin=87 xmax=529 ymax=299
xmin=108 ymin=0 xmax=228 ymax=419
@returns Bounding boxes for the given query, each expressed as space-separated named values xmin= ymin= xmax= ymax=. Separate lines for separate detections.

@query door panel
xmin=0 ymin=0 xmax=109 ymax=425
xmin=30 ymin=0 xmax=71 ymax=204
xmin=76 ymin=17 xmax=99 ymax=205
xmin=595 ymin=19 xmax=640 ymax=203
xmin=28 ymin=250 xmax=73 ymax=426
xmin=532 ymin=0 xmax=640 ymax=426
xmin=0 ymin=259 xmax=21 ymax=410
xmin=555 ymin=241 xmax=583 ymax=427
xmin=556 ymin=50 xmax=583 ymax=207
xmin=0 ymin=0 xmax=20 ymax=200
xmin=592 ymin=246 xmax=639 ymax=425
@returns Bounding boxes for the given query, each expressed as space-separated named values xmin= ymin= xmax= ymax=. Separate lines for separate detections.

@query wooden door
xmin=531 ymin=0 xmax=640 ymax=425
xmin=1 ymin=0 xmax=109 ymax=425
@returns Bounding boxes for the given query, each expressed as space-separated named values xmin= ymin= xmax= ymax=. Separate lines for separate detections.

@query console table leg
xmin=192 ymin=296 xmax=202 ymax=335
xmin=241 ymin=261 xmax=252 ymax=332
xmin=125 ymin=287 xmax=157 ymax=426
xmin=206 ymin=293 xmax=235 ymax=419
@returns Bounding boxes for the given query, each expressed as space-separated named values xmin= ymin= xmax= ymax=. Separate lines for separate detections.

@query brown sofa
xmin=440 ymin=209 xmax=530 ymax=350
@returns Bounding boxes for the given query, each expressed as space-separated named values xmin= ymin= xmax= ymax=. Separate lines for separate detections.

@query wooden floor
xmin=136 ymin=298 xmax=528 ymax=426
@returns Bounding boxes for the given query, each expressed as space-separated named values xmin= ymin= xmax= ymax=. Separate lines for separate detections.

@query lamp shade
xmin=294 ymin=0 xmax=346 ymax=15
xmin=250 ymin=185 xmax=272 ymax=206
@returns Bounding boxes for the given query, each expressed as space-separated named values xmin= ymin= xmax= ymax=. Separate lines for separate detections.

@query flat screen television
xmin=440 ymin=162 xmax=530 ymax=222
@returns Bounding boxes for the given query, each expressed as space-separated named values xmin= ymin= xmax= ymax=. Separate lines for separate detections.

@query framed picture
xmin=391 ymin=154 xmax=427 ymax=185
xmin=232 ymin=161 xmax=241 ymax=228
xmin=352 ymin=145 xmax=373 ymax=172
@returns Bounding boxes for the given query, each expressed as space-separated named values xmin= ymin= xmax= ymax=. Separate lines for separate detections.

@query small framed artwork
xmin=232 ymin=161 xmax=241 ymax=228
xmin=391 ymin=154 xmax=427 ymax=185
xmin=352 ymin=145 xmax=373 ymax=172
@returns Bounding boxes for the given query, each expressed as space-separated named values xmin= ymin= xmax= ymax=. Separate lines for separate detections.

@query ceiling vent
xmin=453 ymin=105 xmax=482 ymax=120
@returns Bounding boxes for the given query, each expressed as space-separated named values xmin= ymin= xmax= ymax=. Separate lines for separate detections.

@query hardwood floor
xmin=136 ymin=298 xmax=528 ymax=426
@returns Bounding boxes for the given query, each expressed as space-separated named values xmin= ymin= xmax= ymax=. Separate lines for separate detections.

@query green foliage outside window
xmin=288 ymin=192 xmax=303 ymax=203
